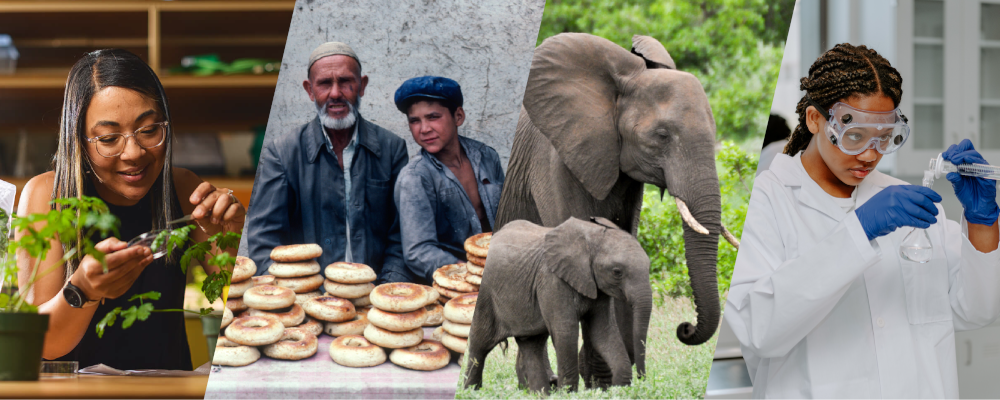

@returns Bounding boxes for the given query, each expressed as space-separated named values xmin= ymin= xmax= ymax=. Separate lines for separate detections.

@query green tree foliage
xmin=638 ymin=141 xmax=757 ymax=300
xmin=537 ymin=0 xmax=793 ymax=142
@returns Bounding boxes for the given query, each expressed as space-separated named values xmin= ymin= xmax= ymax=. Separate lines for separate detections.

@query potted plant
xmin=0 ymin=196 xmax=238 ymax=381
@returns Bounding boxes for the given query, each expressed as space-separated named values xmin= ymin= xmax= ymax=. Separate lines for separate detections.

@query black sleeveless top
xmin=54 ymin=176 xmax=192 ymax=371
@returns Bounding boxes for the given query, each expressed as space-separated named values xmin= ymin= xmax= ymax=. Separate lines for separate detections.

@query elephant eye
xmin=613 ymin=268 xmax=624 ymax=278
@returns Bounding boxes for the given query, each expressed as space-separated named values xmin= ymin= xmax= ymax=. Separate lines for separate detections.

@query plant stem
xmin=13 ymin=248 xmax=77 ymax=312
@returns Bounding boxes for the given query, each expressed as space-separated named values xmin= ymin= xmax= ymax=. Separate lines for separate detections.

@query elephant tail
xmin=499 ymin=338 xmax=509 ymax=356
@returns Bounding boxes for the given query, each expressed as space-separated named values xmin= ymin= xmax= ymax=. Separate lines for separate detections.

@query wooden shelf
xmin=2 ymin=176 xmax=255 ymax=208
xmin=16 ymin=35 xmax=288 ymax=49
xmin=0 ymin=72 xmax=279 ymax=89
xmin=0 ymin=1 xmax=293 ymax=13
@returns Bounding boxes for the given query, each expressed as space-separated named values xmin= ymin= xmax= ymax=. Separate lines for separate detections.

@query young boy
xmin=392 ymin=76 xmax=504 ymax=284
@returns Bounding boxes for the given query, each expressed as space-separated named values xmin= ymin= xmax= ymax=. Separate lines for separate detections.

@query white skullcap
xmin=308 ymin=42 xmax=361 ymax=72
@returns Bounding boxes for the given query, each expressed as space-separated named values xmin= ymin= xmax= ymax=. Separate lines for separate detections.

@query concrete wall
xmin=264 ymin=0 xmax=545 ymax=167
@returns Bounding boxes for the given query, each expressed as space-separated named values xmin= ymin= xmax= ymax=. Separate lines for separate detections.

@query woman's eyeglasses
xmin=85 ymin=121 xmax=169 ymax=158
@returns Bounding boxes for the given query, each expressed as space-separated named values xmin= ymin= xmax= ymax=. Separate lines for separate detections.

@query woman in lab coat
xmin=726 ymin=43 xmax=1000 ymax=398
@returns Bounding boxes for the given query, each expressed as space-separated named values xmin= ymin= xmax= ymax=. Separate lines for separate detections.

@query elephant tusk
xmin=721 ymin=225 xmax=740 ymax=249
xmin=674 ymin=198 xmax=710 ymax=235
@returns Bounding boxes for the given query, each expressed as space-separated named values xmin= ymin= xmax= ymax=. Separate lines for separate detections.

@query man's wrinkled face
xmin=407 ymin=100 xmax=464 ymax=154
xmin=303 ymin=55 xmax=367 ymax=130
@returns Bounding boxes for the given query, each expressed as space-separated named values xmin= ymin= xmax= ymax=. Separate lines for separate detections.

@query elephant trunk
xmin=666 ymin=160 xmax=721 ymax=346
xmin=629 ymin=286 xmax=652 ymax=378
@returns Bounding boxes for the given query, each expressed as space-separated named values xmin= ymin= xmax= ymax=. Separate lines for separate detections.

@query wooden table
xmin=0 ymin=375 xmax=209 ymax=399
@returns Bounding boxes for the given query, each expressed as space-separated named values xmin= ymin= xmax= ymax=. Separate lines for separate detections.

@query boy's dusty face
xmin=407 ymin=100 xmax=465 ymax=154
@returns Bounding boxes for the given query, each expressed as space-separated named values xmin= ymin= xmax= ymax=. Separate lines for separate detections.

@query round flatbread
xmin=466 ymin=253 xmax=486 ymax=267
xmin=270 ymin=244 xmax=322 ymax=262
xmin=433 ymin=264 xmax=478 ymax=293
xmin=463 ymin=232 xmax=491 ymax=259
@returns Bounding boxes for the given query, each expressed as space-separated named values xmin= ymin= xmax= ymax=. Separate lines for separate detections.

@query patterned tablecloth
xmin=203 ymin=328 xmax=462 ymax=399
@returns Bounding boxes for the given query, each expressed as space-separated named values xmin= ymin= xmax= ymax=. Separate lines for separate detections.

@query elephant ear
xmin=589 ymin=216 xmax=620 ymax=231
xmin=524 ymin=33 xmax=645 ymax=201
xmin=543 ymin=218 xmax=599 ymax=299
xmin=631 ymin=35 xmax=675 ymax=69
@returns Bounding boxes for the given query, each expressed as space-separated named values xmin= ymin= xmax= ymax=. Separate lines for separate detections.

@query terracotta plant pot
xmin=0 ymin=312 xmax=49 ymax=381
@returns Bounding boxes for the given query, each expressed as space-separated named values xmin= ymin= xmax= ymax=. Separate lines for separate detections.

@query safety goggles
xmin=808 ymin=98 xmax=910 ymax=155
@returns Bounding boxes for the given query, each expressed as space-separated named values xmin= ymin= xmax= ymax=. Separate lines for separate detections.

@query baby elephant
xmin=463 ymin=217 xmax=653 ymax=393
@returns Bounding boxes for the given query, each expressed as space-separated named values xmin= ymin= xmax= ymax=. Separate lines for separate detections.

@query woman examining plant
xmin=15 ymin=49 xmax=246 ymax=370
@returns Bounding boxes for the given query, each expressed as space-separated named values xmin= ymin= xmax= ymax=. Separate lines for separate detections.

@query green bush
xmin=638 ymin=140 xmax=757 ymax=301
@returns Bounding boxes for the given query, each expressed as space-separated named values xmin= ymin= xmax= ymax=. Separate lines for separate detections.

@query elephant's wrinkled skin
xmin=463 ymin=218 xmax=653 ymax=393
xmin=493 ymin=33 xmax=723 ymax=387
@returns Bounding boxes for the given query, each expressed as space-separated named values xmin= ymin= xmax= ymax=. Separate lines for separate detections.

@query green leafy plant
xmin=1 ymin=197 xmax=119 ymax=313
xmin=0 ymin=195 xmax=239 ymax=338
xmin=96 ymin=226 xmax=239 ymax=338
xmin=638 ymin=140 xmax=757 ymax=301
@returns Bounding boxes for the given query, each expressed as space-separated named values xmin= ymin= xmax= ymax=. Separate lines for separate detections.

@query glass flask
xmin=899 ymin=171 xmax=936 ymax=263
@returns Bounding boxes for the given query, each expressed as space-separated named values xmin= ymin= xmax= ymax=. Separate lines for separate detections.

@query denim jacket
xmin=244 ymin=116 xmax=409 ymax=281
xmin=393 ymin=136 xmax=505 ymax=283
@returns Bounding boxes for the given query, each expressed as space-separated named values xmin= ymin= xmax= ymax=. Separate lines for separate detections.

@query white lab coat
xmin=725 ymin=153 xmax=1000 ymax=398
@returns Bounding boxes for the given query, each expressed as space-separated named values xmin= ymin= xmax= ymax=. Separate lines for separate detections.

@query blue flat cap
xmin=394 ymin=76 xmax=463 ymax=113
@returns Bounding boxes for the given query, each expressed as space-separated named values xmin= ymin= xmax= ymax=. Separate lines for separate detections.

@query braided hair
xmin=784 ymin=43 xmax=903 ymax=155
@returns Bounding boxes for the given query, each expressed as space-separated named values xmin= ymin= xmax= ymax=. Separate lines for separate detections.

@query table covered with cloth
xmin=203 ymin=327 xmax=462 ymax=399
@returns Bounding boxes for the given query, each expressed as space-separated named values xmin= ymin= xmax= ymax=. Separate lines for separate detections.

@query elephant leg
xmin=580 ymin=300 xmax=617 ymax=389
xmin=541 ymin=348 xmax=558 ymax=388
xmin=463 ymin=339 xmax=493 ymax=390
xmin=545 ymin=318 xmax=581 ymax=391
xmin=514 ymin=334 xmax=551 ymax=394
xmin=583 ymin=298 xmax=632 ymax=387
xmin=463 ymin=315 xmax=499 ymax=390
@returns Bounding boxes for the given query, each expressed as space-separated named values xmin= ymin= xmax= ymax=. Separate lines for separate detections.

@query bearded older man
xmin=245 ymin=42 xmax=410 ymax=283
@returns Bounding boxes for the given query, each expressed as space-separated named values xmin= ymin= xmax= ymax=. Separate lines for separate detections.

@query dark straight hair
xmin=52 ymin=49 xmax=176 ymax=279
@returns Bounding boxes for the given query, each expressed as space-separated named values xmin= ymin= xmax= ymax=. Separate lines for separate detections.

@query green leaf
xmin=199 ymin=307 xmax=215 ymax=316
xmin=213 ymin=232 xmax=242 ymax=251
xmin=150 ymin=230 xmax=170 ymax=253
xmin=181 ymin=242 xmax=211 ymax=275
xmin=121 ymin=306 xmax=138 ymax=329
xmin=208 ymin=253 xmax=236 ymax=270
xmin=201 ymin=271 xmax=230 ymax=303
xmin=166 ymin=225 xmax=196 ymax=255
xmin=136 ymin=302 xmax=155 ymax=321
xmin=96 ymin=307 xmax=122 ymax=338
xmin=128 ymin=291 xmax=162 ymax=302
xmin=0 ymin=293 xmax=7 ymax=308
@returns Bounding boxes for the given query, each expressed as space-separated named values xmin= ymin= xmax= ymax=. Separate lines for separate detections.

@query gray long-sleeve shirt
xmin=393 ymin=136 xmax=504 ymax=283
xmin=243 ymin=116 xmax=408 ymax=282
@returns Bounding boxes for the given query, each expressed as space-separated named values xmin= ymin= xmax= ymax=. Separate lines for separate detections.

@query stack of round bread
xmin=433 ymin=262 xmax=479 ymax=303
xmin=438 ymin=293 xmax=476 ymax=354
xmin=214 ymin=285 xmax=320 ymax=366
xmin=223 ymin=256 xmax=259 ymax=315
xmin=268 ymin=244 xmax=326 ymax=306
xmin=326 ymin=282 xmax=450 ymax=370
xmin=461 ymin=232 xmax=490 ymax=288
xmin=323 ymin=262 xmax=377 ymax=308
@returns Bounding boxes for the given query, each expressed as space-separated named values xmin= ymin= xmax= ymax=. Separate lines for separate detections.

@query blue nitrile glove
xmin=855 ymin=185 xmax=942 ymax=240
xmin=942 ymin=139 xmax=1000 ymax=226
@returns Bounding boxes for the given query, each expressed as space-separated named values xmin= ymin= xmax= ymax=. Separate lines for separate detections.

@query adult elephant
xmin=495 ymin=33 xmax=737 ymax=387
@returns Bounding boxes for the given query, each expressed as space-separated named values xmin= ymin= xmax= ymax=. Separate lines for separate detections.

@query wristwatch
xmin=63 ymin=282 xmax=100 ymax=308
